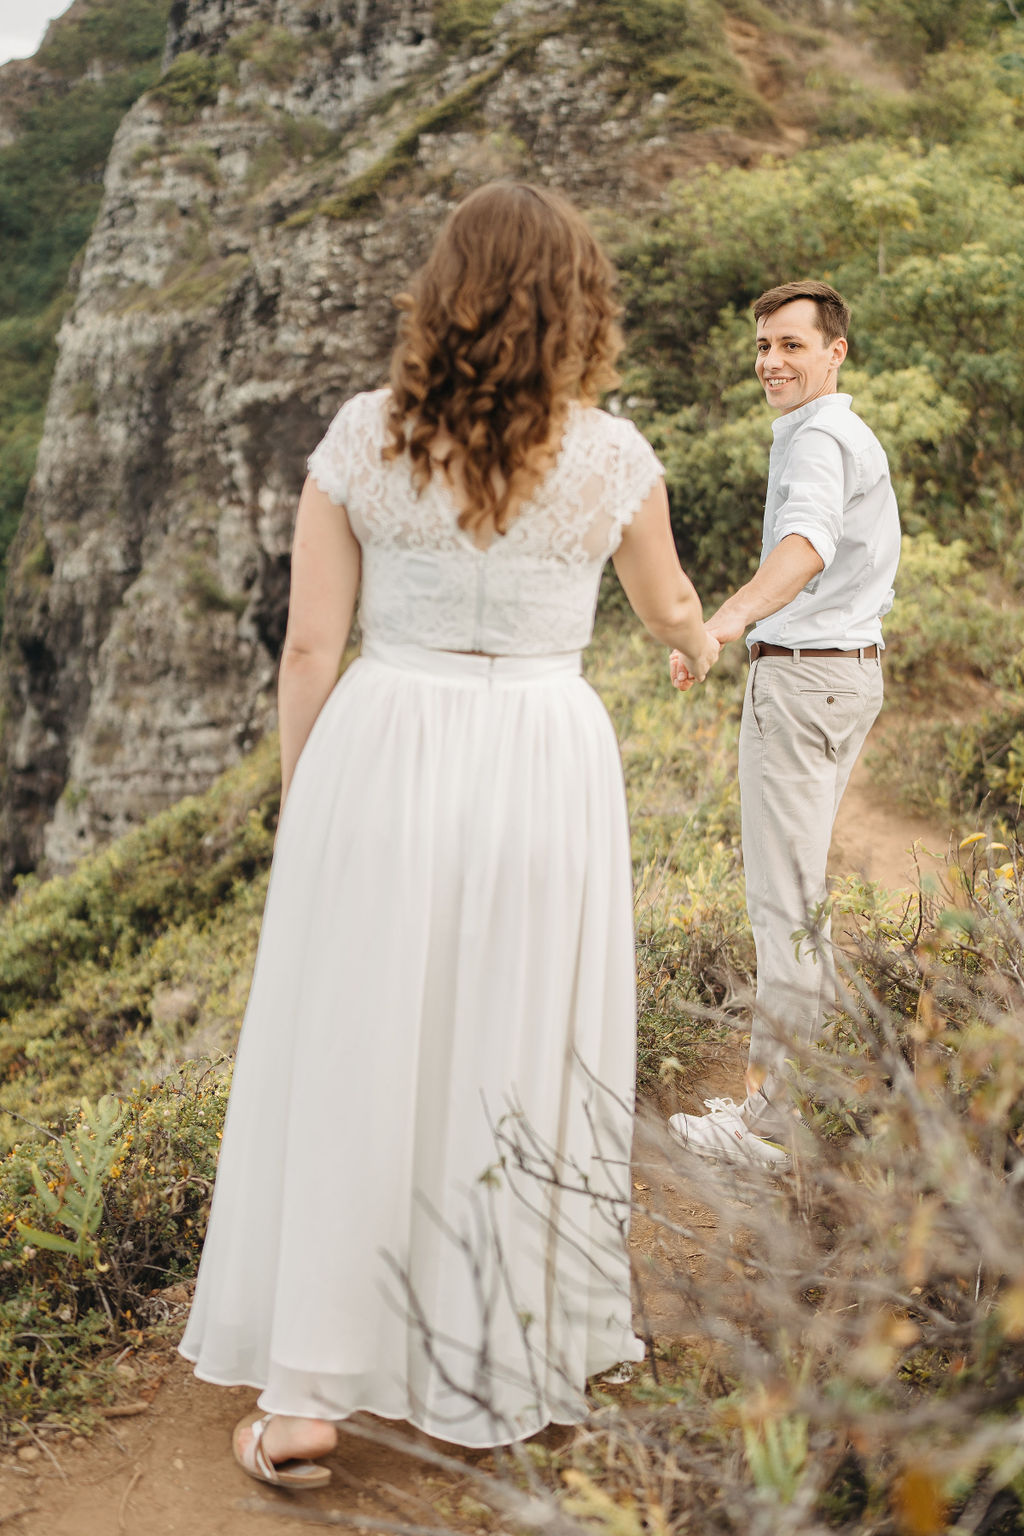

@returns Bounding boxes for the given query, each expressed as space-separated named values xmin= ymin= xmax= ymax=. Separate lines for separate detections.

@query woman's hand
xmin=669 ymin=629 xmax=719 ymax=691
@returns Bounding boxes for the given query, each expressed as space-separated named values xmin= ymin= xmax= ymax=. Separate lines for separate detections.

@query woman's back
xmin=308 ymin=388 xmax=662 ymax=656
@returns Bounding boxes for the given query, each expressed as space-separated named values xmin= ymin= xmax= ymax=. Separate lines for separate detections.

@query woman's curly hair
xmin=384 ymin=181 xmax=623 ymax=537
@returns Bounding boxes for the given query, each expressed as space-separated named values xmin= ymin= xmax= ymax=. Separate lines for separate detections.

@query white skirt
xmin=179 ymin=639 xmax=644 ymax=1447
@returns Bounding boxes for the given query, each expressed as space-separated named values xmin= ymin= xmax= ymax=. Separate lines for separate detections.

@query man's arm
xmin=706 ymin=533 xmax=824 ymax=644
xmin=670 ymin=425 xmax=844 ymax=687
xmin=669 ymin=534 xmax=824 ymax=689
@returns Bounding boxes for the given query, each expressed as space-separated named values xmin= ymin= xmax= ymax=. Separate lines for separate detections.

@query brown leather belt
xmin=748 ymin=642 xmax=879 ymax=661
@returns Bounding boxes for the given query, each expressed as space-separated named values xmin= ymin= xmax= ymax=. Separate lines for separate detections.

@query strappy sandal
xmin=232 ymin=1413 xmax=332 ymax=1490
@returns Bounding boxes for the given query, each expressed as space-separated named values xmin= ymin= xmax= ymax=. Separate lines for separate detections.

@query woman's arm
xmin=611 ymin=479 xmax=719 ymax=680
xmin=278 ymin=476 xmax=361 ymax=808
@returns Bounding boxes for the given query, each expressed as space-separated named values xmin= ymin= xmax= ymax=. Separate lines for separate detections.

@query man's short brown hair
xmin=753 ymin=281 xmax=850 ymax=345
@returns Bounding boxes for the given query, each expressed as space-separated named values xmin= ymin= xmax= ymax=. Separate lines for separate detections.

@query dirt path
xmin=830 ymin=751 xmax=955 ymax=896
xmin=0 ymin=750 xmax=953 ymax=1536
xmin=0 ymin=1355 xmax=514 ymax=1536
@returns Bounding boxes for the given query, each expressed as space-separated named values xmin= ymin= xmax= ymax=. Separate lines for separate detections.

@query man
xmin=668 ymin=280 xmax=900 ymax=1168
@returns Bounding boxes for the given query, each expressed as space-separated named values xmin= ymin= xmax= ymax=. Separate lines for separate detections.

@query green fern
xmin=742 ymin=1412 xmax=810 ymax=1503
xmin=17 ymin=1096 xmax=124 ymax=1265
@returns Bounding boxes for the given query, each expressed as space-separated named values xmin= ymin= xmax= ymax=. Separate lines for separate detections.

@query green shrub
xmin=150 ymin=51 xmax=235 ymax=123
xmin=233 ymin=24 xmax=304 ymax=85
xmin=435 ymin=0 xmax=504 ymax=48
xmin=0 ymin=1067 xmax=226 ymax=1432
xmin=0 ymin=740 xmax=278 ymax=1144
xmin=36 ymin=0 xmax=169 ymax=75
xmin=866 ymin=533 xmax=1024 ymax=820
xmin=883 ymin=532 xmax=1024 ymax=698
xmin=168 ymin=147 xmax=221 ymax=184
xmin=855 ymin=0 xmax=998 ymax=64
xmin=945 ymin=706 xmax=1024 ymax=822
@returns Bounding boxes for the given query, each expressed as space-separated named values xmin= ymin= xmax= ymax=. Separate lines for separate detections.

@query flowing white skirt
xmin=179 ymin=639 xmax=644 ymax=1447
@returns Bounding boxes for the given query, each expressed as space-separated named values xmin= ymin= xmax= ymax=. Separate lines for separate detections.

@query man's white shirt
xmin=746 ymin=393 xmax=901 ymax=651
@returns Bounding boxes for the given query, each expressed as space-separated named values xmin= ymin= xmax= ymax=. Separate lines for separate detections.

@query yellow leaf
xmin=746 ymin=1062 xmax=767 ymax=1093
xmin=849 ymin=1337 xmax=897 ymax=1382
xmin=902 ymin=1201 xmax=935 ymax=1287
xmin=999 ymin=1282 xmax=1024 ymax=1340
xmin=893 ymin=1463 xmax=948 ymax=1535
xmin=885 ymin=1316 xmax=921 ymax=1348
xmin=958 ymin=832 xmax=985 ymax=849
xmin=562 ymin=1470 xmax=651 ymax=1536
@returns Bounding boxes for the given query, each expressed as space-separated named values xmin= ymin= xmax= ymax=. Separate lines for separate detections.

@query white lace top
xmin=306 ymin=388 xmax=664 ymax=655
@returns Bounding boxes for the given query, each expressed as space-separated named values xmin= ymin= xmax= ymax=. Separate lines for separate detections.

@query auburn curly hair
xmin=384 ymin=181 xmax=623 ymax=536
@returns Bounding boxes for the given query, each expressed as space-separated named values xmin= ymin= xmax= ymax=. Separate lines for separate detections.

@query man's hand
xmin=706 ymin=611 xmax=748 ymax=646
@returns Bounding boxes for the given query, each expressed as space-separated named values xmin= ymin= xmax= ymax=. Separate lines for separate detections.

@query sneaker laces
xmin=702 ymin=1097 xmax=741 ymax=1116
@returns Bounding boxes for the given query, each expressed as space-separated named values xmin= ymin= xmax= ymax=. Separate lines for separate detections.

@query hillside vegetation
xmin=0 ymin=0 xmax=170 ymax=613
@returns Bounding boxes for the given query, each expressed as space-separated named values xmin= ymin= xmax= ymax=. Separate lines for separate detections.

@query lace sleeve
xmin=613 ymin=418 xmax=665 ymax=536
xmin=307 ymin=396 xmax=361 ymax=507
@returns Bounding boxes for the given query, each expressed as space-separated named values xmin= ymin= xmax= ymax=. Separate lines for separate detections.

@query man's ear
xmin=832 ymin=336 xmax=849 ymax=369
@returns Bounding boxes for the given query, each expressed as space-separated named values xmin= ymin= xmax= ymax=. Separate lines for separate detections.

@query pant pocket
xmin=747 ymin=662 xmax=773 ymax=738
xmin=797 ymin=686 xmax=876 ymax=756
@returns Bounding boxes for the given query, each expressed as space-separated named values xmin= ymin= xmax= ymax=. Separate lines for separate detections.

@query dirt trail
xmin=0 ymin=750 xmax=954 ymax=1536
xmin=830 ymin=751 xmax=955 ymax=896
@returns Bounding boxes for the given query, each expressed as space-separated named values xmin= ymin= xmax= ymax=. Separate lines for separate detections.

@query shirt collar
xmin=771 ymin=392 xmax=852 ymax=443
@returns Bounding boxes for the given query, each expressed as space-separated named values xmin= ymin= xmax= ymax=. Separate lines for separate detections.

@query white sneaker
xmin=667 ymin=1097 xmax=791 ymax=1170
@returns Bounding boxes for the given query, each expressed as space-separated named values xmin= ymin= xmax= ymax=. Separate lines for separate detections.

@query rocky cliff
xmin=0 ymin=0 xmax=809 ymax=886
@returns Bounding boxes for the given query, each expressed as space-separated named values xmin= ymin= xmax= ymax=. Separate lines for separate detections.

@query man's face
xmin=754 ymin=298 xmax=848 ymax=415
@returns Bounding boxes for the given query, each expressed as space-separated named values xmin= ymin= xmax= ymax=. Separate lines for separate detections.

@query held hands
xmin=669 ymin=628 xmax=720 ymax=692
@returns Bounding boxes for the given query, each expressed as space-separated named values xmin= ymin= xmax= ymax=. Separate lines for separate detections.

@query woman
xmin=180 ymin=181 xmax=718 ymax=1483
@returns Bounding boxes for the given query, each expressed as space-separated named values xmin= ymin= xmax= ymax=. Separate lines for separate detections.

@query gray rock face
xmin=0 ymin=0 xmax=772 ymax=884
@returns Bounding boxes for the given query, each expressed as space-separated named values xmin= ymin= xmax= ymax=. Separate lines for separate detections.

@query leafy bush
xmin=855 ymin=0 xmax=998 ymax=64
xmin=866 ymin=533 xmax=1024 ymax=818
xmin=0 ymin=739 xmax=278 ymax=1145
xmin=591 ymin=0 xmax=773 ymax=123
xmin=944 ymin=705 xmax=1024 ymax=822
xmin=0 ymin=1068 xmax=226 ymax=1433
xmin=36 ymin=0 xmax=169 ymax=75
xmin=883 ymin=532 xmax=1024 ymax=698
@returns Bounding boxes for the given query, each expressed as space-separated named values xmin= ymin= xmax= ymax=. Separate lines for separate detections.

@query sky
xmin=0 ymin=1 xmax=74 ymax=66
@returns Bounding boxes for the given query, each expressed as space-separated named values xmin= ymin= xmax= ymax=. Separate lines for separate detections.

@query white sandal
xmin=232 ymin=1413 xmax=332 ymax=1490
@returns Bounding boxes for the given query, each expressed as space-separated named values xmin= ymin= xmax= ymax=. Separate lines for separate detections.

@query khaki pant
xmin=737 ymin=654 xmax=883 ymax=1133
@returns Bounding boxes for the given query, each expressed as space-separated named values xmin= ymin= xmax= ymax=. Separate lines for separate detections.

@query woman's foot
xmin=233 ymin=1413 xmax=337 ymax=1489
xmin=260 ymin=1414 xmax=337 ymax=1464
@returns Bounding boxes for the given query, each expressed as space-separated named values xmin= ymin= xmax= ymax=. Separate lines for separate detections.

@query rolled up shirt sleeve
xmin=771 ymin=427 xmax=847 ymax=572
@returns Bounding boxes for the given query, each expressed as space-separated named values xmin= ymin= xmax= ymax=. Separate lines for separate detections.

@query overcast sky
xmin=0 ymin=1 xmax=74 ymax=66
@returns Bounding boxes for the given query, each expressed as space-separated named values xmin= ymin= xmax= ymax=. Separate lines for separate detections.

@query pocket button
xmin=826 ymin=695 xmax=835 ymax=704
